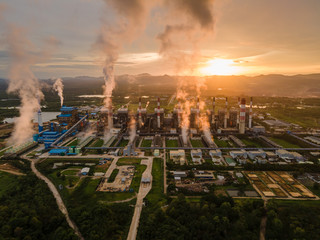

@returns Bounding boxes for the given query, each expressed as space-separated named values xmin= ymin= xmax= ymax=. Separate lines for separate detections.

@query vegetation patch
xmin=107 ymin=169 xmax=119 ymax=183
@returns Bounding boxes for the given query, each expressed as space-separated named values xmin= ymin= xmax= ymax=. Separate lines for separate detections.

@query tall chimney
xmin=178 ymin=99 xmax=181 ymax=126
xmin=108 ymin=98 xmax=113 ymax=129
xmin=138 ymin=97 xmax=142 ymax=128
xmin=212 ymin=97 xmax=215 ymax=124
xmin=157 ymin=97 xmax=161 ymax=129
xmin=197 ymin=97 xmax=200 ymax=128
xmin=239 ymin=98 xmax=246 ymax=134
xmin=237 ymin=97 xmax=240 ymax=127
xmin=249 ymin=97 xmax=253 ymax=128
xmin=37 ymin=97 xmax=43 ymax=133
xmin=224 ymin=97 xmax=228 ymax=128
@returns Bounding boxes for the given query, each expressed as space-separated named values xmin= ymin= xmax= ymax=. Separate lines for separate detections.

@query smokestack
xmin=249 ymin=97 xmax=253 ymax=128
xmin=197 ymin=97 xmax=200 ymax=128
xmin=38 ymin=107 xmax=43 ymax=133
xmin=224 ymin=97 xmax=228 ymax=128
xmin=108 ymin=98 xmax=113 ymax=129
xmin=177 ymin=99 xmax=181 ymax=126
xmin=239 ymin=98 xmax=246 ymax=134
xmin=237 ymin=97 xmax=240 ymax=126
xmin=157 ymin=97 xmax=161 ymax=129
xmin=138 ymin=97 xmax=142 ymax=128
xmin=212 ymin=97 xmax=215 ymax=124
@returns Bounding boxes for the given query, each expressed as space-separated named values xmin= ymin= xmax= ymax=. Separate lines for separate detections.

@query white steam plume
xmin=53 ymin=78 xmax=64 ymax=106
xmin=129 ymin=115 xmax=136 ymax=144
xmin=94 ymin=0 xmax=154 ymax=132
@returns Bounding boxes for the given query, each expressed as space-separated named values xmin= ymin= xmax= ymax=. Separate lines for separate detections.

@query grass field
xmin=240 ymin=138 xmax=265 ymax=148
xmin=190 ymin=139 xmax=204 ymax=148
xmin=146 ymin=158 xmax=165 ymax=205
xmin=118 ymin=139 xmax=129 ymax=147
xmin=117 ymin=158 xmax=142 ymax=166
xmin=61 ymin=168 xmax=81 ymax=175
xmin=67 ymin=139 xmax=78 ymax=147
xmin=0 ymin=171 xmax=18 ymax=197
xmin=141 ymin=139 xmax=152 ymax=147
xmin=214 ymin=139 xmax=231 ymax=147
xmin=131 ymin=165 xmax=147 ymax=192
xmin=107 ymin=169 xmax=119 ymax=183
xmin=166 ymin=139 xmax=179 ymax=147
xmin=89 ymin=139 xmax=104 ymax=147
xmin=269 ymin=137 xmax=300 ymax=148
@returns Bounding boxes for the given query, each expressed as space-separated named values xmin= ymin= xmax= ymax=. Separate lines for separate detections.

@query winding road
xmin=26 ymin=156 xmax=84 ymax=240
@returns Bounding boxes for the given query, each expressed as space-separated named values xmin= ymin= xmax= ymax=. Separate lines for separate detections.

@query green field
xmin=141 ymin=139 xmax=152 ymax=147
xmin=146 ymin=158 xmax=165 ymax=205
xmin=166 ymin=139 xmax=179 ymax=147
xmin=269 ymin=137 xmax=300 ymax=148
xmin=118 ymin=139 xmax=129 ymax=147
xmin=240 ymin=138 xmax=265 ymax=148
xmin=66 ymin=139 xmax=78 ymax=147
xmin=214 ymin=138 xmax=231 ymax=147
xmin=131 ymin=165 xmax=147 ymax=192
xmin=117 ymin=158 xmax=142 ymax=165
xmin=61 ymin=168 xmax=81 ymax=175
xmin=190 ymin=139 xmax=204 ymax=148
xmin=89 ymin=139 xmax=104 ymax=147
xmin=107 ymin=169 xmax=119 ymax=183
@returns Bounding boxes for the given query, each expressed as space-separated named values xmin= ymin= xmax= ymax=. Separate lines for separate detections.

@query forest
xmin=138 ymin=194 xmax=264 ymax=240
xmin=0 ymin=171 xmax=77 ymax=239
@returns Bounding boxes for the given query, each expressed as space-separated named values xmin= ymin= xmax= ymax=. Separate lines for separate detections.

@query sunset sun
xmin=199 ymin=58 xmax=242 ymax=76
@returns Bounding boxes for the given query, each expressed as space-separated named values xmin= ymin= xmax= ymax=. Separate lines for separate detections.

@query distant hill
xmin=1 ymin=73 xmax=320 ymax=97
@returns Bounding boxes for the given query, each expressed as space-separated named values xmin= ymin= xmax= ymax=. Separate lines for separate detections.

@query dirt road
xmin=127 ymin=157 xmax=153 ymax=240
xmin=28 ymin=159 xmax=84 ymax=240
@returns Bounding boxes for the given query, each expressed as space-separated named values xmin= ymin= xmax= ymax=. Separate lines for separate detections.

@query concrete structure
xmin=291 ymin=152 xmax=304 ymax=162
xmin=247 ymin=150 xmax=266 ymax=160
xmin=239 ymin=98 xmax=246 ymax=134
xmin=81 ymin=167 xmax=90 ymax=175
xmin=230 ymin=150 xmax=247 ymax=159
xmin=249 ymin=97 xmax=253 ymax=128
xmin=209 ymin=149 xmax=222 ymax=157
xmin=194 ymin=171 xmax=214 ymax=180
xmin=305 ymin=136 xmax=320 ymax=145
xmin=173 ymin=171 xmax=187 ymax=178
xmin=170 ymin=150 xmax=186 ymax=165
xmin=123 ymin=145 xmax=138 ymax=156
xmin=191 ymin=149 xmax=202 ymax=164
xmin=225 ymin=156 xmax=236 ymax=166
xmin=276 ymin=149 xmax=293 ymax=159
xmin=266 ymin=151 xmax=277 ymax=161
xmin=252 ymin=126 xmax=266 ymax=134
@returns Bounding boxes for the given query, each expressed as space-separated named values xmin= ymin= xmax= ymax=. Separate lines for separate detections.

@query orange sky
xmin=0 ymin=0 xmax=320 ymax=78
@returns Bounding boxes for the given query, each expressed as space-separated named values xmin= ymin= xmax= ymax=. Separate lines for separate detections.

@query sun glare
xmin=199 ymin=58 xmax=242 ymax=76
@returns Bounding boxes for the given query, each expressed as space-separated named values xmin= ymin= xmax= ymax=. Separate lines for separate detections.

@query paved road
xmin=127 ymin=157 xmax=153 ymax=240
xmin=25 ymin=156 xmax=84 ymax=240
xmin=163 ymin=138 xmax=167 ymax=194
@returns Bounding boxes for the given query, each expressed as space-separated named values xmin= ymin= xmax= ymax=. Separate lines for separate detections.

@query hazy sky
xmin=0 ymin=0 xmax=320 ymax=78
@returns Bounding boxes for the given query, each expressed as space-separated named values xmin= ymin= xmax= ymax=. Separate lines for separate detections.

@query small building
xmin=81 ymin=167 xmax=90 ymax=175
xmin=153 ymin=149 xmax=160 ymax=156
xmin=252 ymin=126 xmax=266 ymax=134
xmin=230 ymin=150 xmax=247 ymax=159
xmin=194 ymin=171 xmax=214 ymax=180
xmin=304 ymin=136 xmax=320 ymax=145
xmin=170 ymin=150 xmax=186 ymax=165
xmin=191 ymin=149 xmax=202 ymax=164
xmin=237 ymin=157 xmax=247 ymax=165
xmin=291 ymin=152 xmax=304 ymax=162
xmin=49 ymin=148 xmax=68 ymax=156
xmin=235 ymin=172 xmax=243 ymax=178
xmin=255 ymin=157 xmax=267 ymax=164
xmin=225 ymin=156 xmax=236 ymax=166
xmin=247 ymin=150 xmax=266 ymax=160
xmin=123 ymin=145 xmax=138 ymax=156
xmin=173 ymin=171 xmax=187 ymax=178
xmin=209 ymin=150 xmax=222 ymax=157
xmin=276 ymin=149 xmax=293 ymax=159
xmin=265 ymin=151 xmax=277 ymax=161
xmin=141 ymin=177 xmax=151 ymax=184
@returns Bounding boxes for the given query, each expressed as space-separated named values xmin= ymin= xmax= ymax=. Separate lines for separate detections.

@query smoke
xmin=53 ymin=78 xmax=64 ymax=106
xmin=157 ymin=0 xmax=215 ymax=144
xmin=5 ymin=26 xmax=42 ymax=145
xmin=94 ymin=0 xmax=153 ymax=133
xmin=200 ymin=114 xmax=214 ymax=146
xmin=128 ymin=115 xmax=136 ymax=144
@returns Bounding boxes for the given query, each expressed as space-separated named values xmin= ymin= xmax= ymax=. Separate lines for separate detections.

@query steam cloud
xmin=94 ymin=0 xmax=152 ymax=131
xmin=157 ymin=0 xmax=215 ymax=145
xmin=5 ymin=26 xmax=43 ymax=145
xmin=129 ymin=115 xmax=136 ymax=144
xmin=53 ymin=78 xmax=64 ymax=106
